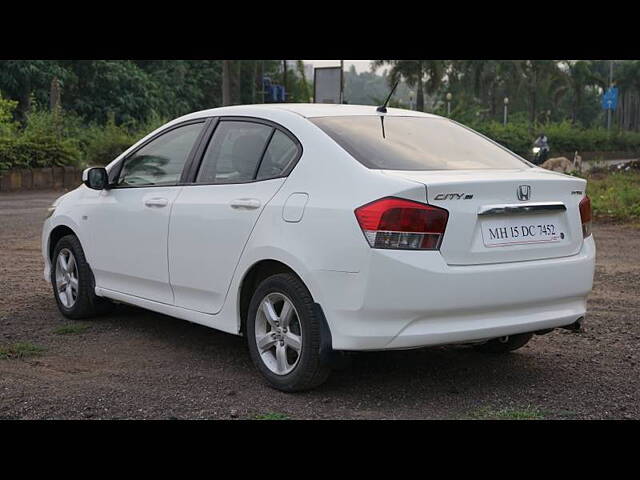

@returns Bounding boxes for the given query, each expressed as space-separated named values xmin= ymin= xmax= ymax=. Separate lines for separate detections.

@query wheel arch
xmin=236 ymin=257 xmax=335 ymax=361
xmin=48 ymin=224 xmax=78 ymax=261
xmin=237 ymin=259 xmax=302 ymax=335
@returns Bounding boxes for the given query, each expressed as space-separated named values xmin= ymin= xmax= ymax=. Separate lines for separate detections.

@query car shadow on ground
xmin=99 ymin=303 xmax=563 ymax=399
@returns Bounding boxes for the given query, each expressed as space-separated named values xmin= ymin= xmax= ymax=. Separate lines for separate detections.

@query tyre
xmin=473 ymin=333 xmax=533 ymax=354
xmin=246 ymin=273 xmax=331 ymax=392
xmin=51 ymin=234 xmax=113 ymax=319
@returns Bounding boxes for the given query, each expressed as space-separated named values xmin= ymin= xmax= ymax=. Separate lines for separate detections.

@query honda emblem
xmin=517 ymin=185 xmax=531 ymax=201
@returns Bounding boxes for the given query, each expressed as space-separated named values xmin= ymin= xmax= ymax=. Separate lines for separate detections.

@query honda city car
xmin=42 ymin=104 xmax=595 ymax=391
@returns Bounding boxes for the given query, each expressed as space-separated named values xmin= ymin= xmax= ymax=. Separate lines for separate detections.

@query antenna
xmin=377 ymin=80 xmax=400 ymax=113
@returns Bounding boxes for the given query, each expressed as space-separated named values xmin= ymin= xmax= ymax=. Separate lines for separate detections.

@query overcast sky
xmin=303 ymin=60 xmax=377 ymax=73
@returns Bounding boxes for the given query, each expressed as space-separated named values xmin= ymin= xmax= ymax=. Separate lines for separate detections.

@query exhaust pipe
xmin=532 ymin=317 xmax=585 ymax=336
xmin=561 ymin=316 xmax=584 ymax=332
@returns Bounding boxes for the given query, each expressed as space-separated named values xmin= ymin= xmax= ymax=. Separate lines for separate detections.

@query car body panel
xmin=168 ymin=178 xmax=286 ymax=314
xmin=383 ymin=168 xmax=587 ymax=265
xmin=313 ymin=236 xmax=595 ymax=350
xmin=86 ymin=186 xmax=183 ymax=304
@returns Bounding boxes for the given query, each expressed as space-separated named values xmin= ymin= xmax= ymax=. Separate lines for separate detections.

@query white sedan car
xmin=42 ymin=104 xmax=595 ymax=391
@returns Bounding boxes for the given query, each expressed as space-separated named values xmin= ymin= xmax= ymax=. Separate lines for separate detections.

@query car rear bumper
xmin=314 ymin=236 xmax=596 ymax=351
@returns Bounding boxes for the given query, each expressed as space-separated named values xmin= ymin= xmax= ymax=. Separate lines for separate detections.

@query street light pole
xmin=446 ymin=92 xmax=452 ymax=116
xmin=503 ymin=97 xmax=509 ymax=125
xmin=607 ymin=60 xmax=614 ymax=130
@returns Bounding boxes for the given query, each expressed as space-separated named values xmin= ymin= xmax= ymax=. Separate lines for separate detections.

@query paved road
xmin=1 ymin=190 xmax=639 ymax=419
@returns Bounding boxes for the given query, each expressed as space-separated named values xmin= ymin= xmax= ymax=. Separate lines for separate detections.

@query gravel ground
xmin=1 ymin=190 xmax=639 ymax=420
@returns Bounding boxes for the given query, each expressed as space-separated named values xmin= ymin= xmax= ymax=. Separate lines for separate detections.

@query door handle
xmin=230 ymin=198 xmax=261 ymax=210
xmin=144 ymin=197 xmax=169 ymax=208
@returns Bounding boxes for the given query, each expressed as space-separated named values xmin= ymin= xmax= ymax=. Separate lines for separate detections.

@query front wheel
xmin=246 ymin=273 xmax=331 ymax=392
xmin=472 ymin=333 xmax=533 ymax=354
xmin=51 ymin=234 xmax=113 ymax=319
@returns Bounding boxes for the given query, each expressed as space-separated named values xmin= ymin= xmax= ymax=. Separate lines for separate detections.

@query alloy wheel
xmin=55 ymin=248 xmax=79 ymax=308
xmin=254 ymin=292 xmax=302 ymax=375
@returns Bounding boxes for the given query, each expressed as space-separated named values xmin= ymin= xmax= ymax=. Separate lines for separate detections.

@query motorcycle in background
xmin=532 ymin=146 xmax=549 ymax=165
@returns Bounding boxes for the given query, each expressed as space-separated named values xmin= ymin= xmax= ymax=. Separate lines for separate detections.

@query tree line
xmin=0 ymin=60 xmax=639 ymax=131
xmin=0 ymin=60 xmax=311 ymax=127
xmin=373 ymin=60 xmax=640 ymax=131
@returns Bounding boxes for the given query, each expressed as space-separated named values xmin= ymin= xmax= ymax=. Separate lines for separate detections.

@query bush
xmin=0 ymin=135 xmax=81 ymax=171
xmin=0 ymin=93 xmax=18 ymax=137
xmin=0 ymin=106 xmax=166 ymax=172
xmin=80 ymin=113 xmax=166 ymax=166
xmin=0 ymin=105 xmax=83 ymax=172
xmin=81 ymin=118 xmax=139 ymax=166
xmin=467 ymin=120 xmax=640 ymax=158
xmin=586 ymin=171 xmax=640 ymax=222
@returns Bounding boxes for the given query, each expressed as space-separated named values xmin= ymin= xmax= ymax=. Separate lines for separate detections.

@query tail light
xmin=354 ymin=197 xmax=448 ymax=250
xmin=579 ymin=195 xmax=592 ymax=238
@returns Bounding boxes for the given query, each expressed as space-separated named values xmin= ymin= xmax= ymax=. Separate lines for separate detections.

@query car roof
xmin=179 ymin=103 xmax=440 ymax=121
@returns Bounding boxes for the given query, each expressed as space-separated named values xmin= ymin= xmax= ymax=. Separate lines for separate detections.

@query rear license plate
xmin=481 ymin=216 xmax=565 ymax=247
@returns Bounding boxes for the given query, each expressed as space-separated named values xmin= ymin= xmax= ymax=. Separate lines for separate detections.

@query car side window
xmin=117 ymin=122 xmax=204 ymax=187
xmin=196 ymin=121 xmax=273 ymax=184
xmin=256 ymin=130 xmax=300 ymax=180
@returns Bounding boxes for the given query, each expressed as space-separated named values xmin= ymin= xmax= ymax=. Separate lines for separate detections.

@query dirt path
xmin=1 ymin=190 xmax=639 ymax=419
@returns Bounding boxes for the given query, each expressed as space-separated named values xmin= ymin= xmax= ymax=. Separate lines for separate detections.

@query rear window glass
xmin=257 ymin=130 xmax=299 ymax=180
xmin=310 ymin=116 xmax=529 ymax=170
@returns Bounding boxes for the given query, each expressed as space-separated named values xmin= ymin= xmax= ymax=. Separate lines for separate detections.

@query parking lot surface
xmin=1 ymin=190 xmax=639 ymax=419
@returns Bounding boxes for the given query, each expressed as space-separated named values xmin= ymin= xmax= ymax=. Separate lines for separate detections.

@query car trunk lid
xmin=383 ymin=168 xmax=587 ymax=265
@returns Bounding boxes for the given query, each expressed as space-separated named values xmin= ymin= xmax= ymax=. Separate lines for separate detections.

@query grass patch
xmin=254 ymin=412 xmax=290 ymax=420
xmin=468 ymin=405 xmax=546 ymax=420
xmin=584 ymin=171 xmax=640 ymax=222
xmin=0 ymin=342 xmax=45 ymax=359
xmin=53 ymin=323 xmax=90 ymax=335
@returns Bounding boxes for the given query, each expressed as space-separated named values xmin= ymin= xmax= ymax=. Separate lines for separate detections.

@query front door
xmin=87 ymin=121 xmax=205 ymax=304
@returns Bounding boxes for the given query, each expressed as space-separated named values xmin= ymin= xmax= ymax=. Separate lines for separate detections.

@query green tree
xmin=612 ymin=60 xmax=640 ymax=131
xmin=58 ymin=60 xmax=161 ymax=125
xmin=563 ymin=61 xmax=593 ymax=124
xmin=372 ymin=60 xmax=444 ymax=112
xmin=0 ymin=60 xmax=68 ymax=122
xmin=0 ymin=92 xmax=18 ymax=136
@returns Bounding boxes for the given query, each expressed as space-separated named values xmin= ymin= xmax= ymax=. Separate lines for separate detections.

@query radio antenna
xmin=377 ymin=80 xmax=400 ymax=113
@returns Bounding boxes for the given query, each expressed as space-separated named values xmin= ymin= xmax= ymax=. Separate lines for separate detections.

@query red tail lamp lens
xmin=355 ymin=197 xmax=449 ymax=250
xmin=579 ymin=195 xmax=592 ymax=238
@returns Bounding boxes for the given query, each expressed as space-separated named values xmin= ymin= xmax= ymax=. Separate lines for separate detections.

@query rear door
xmin=168 ymin=117 xmax=302 ymax=314
xmin=384 ymin=168 xmax=586 ymax=265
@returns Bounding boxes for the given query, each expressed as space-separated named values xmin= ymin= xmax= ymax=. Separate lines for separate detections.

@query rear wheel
xmin=51 ymin=234 xmax=113 ymax=319
xmin=246 ymin=273 xmax=330 ymax=392
xmin=472 ymin=333 xmax=533 ymax=354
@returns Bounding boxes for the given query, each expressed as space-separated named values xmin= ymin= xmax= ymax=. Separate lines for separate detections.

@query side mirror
xmin=82 ymin=167 xmax=109 ymax=190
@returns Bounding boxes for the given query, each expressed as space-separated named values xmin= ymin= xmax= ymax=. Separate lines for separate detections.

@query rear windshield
xmin=310 ymin=116 xmax=529 ymax=170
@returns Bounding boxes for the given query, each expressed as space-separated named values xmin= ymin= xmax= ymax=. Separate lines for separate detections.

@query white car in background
xmin=42 ymin=104 xmax=595 ymax=391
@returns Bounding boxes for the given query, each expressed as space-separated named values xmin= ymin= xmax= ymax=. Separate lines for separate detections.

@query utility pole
xmin=49 ymin=77 xmax=61 ymax=113
xmin=503 ymin=97 xmax=509 ymax=125
xmin=340 ymin=60 xmax=344 ymax=104
xmin=222 ymin=60 xmax=232 ymax=106
xmin=261 ymin=60 xmax=265 ymax=104
xmin=607 ymin=60 xmax=614 ymax=130
xmin=282 ymin=60 xmax=288 ymax=103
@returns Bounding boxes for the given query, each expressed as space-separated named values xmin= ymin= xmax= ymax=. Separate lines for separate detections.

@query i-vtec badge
xmin=434 ymin=193 xmax=474 ymax=200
